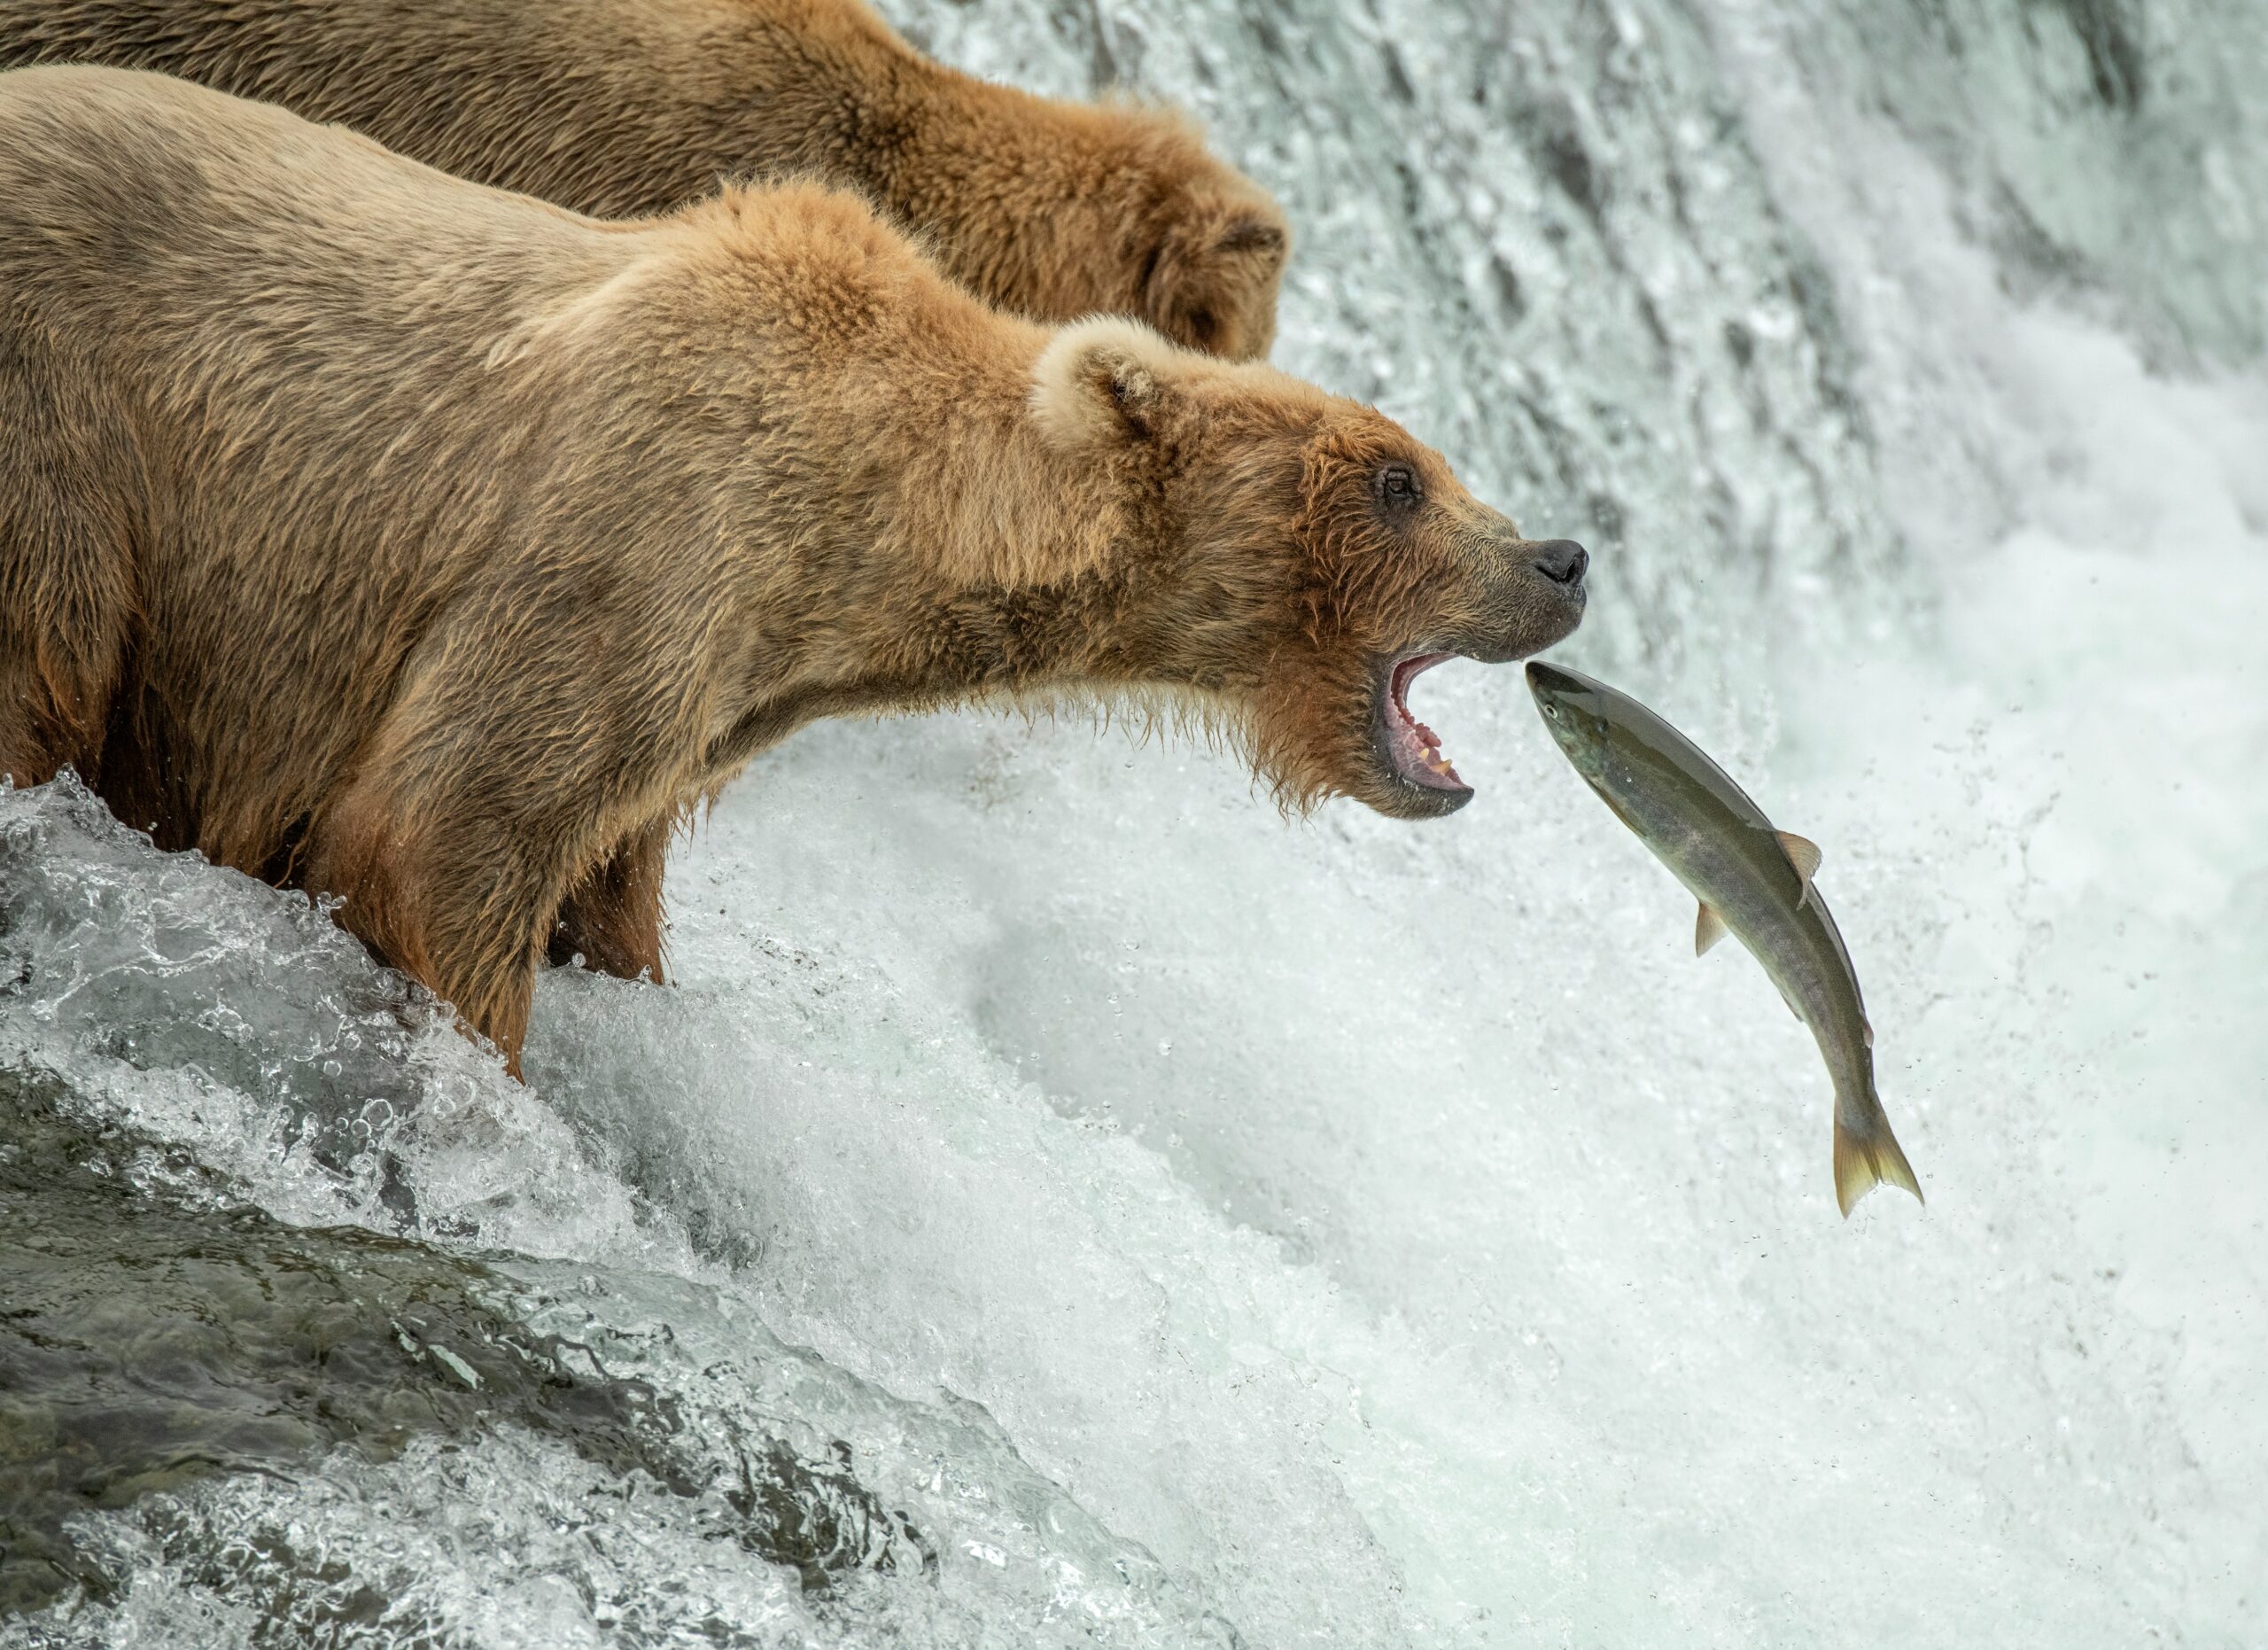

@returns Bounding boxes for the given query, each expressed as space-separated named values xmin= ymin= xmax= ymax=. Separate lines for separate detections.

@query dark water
xmin=0 ymin=1065 xmax=930 ymax=1624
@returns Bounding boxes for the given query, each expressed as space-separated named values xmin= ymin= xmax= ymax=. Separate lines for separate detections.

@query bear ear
xmin=1213 ymin=209 xmax=1288 ymax=261
xmin=1029 ymin=317 xmax=1184 ymax=452
xmin=1141 ymin=197 xmax=1288 ymax=357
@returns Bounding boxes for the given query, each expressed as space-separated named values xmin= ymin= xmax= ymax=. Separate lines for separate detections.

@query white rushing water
xmin=3 ymin=0 xmax=2264 ymax=1644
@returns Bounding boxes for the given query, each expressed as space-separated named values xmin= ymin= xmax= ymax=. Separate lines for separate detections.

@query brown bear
xmin=0 ymin=68 xmax=1587 ymax=1073
xmin=0 ymin=0 xmax=1289 ymax=360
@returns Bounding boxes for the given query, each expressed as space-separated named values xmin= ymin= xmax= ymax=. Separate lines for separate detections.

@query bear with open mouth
xmin=0 ymin=68 xmax=1587 ymax=1072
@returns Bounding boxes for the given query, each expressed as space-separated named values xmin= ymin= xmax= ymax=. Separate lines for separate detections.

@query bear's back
xmin=0 ymin=68 xmax=640 ymax=377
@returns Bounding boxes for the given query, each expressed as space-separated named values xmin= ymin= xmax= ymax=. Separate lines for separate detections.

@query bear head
xmin=1032 ymin=320 xmax=1588 ymax=820
xmin=940 ymin=99 xmax=1289 ymax=362
xmin=1136 ymin=177 xmax=1289 ymax=362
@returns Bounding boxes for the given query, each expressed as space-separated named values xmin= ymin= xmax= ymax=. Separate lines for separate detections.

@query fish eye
xmin=1542 ymin=704 xmax=1560 ymax=720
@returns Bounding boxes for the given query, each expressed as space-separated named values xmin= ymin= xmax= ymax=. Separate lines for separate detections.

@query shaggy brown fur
xmin=0 ymin=0 xmax=1289 ymax=359
xmin=0 ymin=69 xmax=1584 ymax=1072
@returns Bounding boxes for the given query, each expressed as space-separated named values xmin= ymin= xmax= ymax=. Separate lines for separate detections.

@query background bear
xmin=0 ymin=67 xmax=1585 ymax=1072
xmin=0 ymin=0 xmax=1291 ymax=360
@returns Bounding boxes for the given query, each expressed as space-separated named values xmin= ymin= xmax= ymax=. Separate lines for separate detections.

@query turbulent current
xmin=4 ymin=1 xmax=2264 ymax=1644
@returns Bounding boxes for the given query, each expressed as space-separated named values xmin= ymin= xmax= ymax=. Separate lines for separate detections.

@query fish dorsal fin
xmin=1776 ymin=831 xmax=1822 ymax=907
xmin=1695 ymin=901 xmax=1729 ymax=956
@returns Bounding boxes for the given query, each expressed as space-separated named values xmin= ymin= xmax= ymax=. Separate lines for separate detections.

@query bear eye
xmin=1375 ymin=463 xmax=1422 ymax=514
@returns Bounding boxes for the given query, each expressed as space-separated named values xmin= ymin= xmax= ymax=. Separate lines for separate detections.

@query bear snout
xmin=1528 ymin=539 xmax=1588 ymax=586
xmin=1437 ymin=532 xmax=1589 ymax=665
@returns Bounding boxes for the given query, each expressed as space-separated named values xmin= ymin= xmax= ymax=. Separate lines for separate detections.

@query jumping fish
xmin=1526 ymin=659 xmax=1922 ymax=1217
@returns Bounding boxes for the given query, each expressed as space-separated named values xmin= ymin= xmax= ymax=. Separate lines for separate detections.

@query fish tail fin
xmin=1833 ymin=1101 xmax=1924 ymax=1218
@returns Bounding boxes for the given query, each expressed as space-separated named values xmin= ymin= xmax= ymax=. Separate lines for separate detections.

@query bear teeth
xmin=1386 ymin=652 xmax=1464 ymax=790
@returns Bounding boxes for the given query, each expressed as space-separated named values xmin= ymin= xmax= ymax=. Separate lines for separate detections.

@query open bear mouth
xmin=1378 ymin=652 xmax=1470 ymax=796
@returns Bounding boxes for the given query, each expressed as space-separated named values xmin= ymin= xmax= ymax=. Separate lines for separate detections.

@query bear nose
xmin=1529 ymin=540 xmax=1588 ymax=586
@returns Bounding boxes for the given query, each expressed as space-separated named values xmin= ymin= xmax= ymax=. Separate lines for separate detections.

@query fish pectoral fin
xmin=1779 ymin=988 xmax=1802 ymax=1022
xmin=1775 ymin=831 xmax=1822 ymax=907
xmin=1595 ymin=785 xmax=1644 ymax=835
xmin=1862 ymin=1017 xmax=1874 ymax=1049
xmin=1695 ymin=901 xmax=1729 ymax=957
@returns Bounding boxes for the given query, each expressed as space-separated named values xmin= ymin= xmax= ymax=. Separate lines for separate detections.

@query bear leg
xmin=1 ymin=354 xmax=136 ymax=788
xmin=0 ymin=578 xmax=129 ymax=791
xmin=0 ymin=657 xmax=58 ymax=788
xmin=305 ymin=783 xmax=565 ymax=1079
xmin=548 ymin=813 xmax=673 ymax=983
